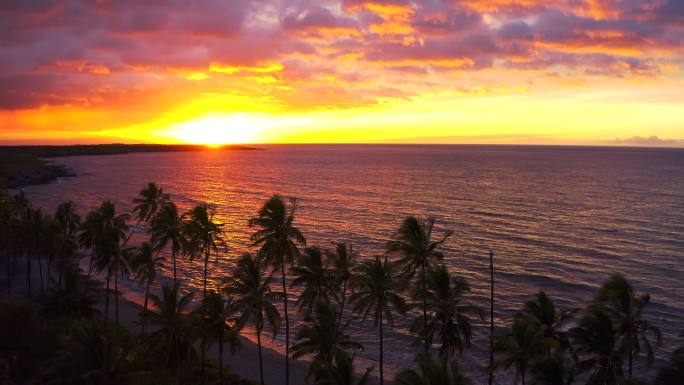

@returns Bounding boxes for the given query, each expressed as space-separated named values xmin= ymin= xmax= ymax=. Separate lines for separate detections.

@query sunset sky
xmin=1 ymin=0 xmax=683 ymax=146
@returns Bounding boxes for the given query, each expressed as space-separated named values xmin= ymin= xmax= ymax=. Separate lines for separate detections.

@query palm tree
xmin=79 ymin=208 xmax=102 ymax=277
xmin=312 ymin=350 xmax=373 ymax=385
xmin=519 ymin=291 xmax=577 ymax=358
xmin=183 ymin=203 xmax=226 ymax=299
xmin=132 ymin=241 xmax=164 ymax=334
xmin=183 ymin=203 xmax=227 ymax=383
xmin=224 ymin=253 xmax=281 ymax=385
xmin=146 ymin=284 xmax=199 ymax=372
xmin=490 ymin=315 xmax=546 ymax=385
xmin=395 ymin=353 xmax=472 ymax=385
xmin=132 ymin=182 xmax=168 ymax=224
xmin=571 ymin=306 xmax=625 ymax=385
xmin=413 ymin=265 xmax=482 ymax=359
xmin=90 ymin=201 xmax=130 ymax=323
xmin=529 ymin=351 xmax=576 ymax=385
xmin=291 ymin=246 xmax=335 ymax=315
xmin=594 ymin=274 xmax=662 ymax=378
xmin=45 ymin=319 xmax=135 ymax=384
xmin=654 ymin=332 xmax=684 ymax=385
xmin=42 ymin=264 xmax=101 ymax=319
xmin=196 ymin=290 xmax=241 ymax=385
xmin=53 ymin=201 xmax=81 ymax=286
xmin=327 ymin=242 xmax=357 ymax=329
xmin=151 ymin=201 xmax=184 ymax=285
xmin=249 ymin=195 xmax=306 ymax=385
xmin=292 ymin=301 xmax=363 ymax=378
xmin=386 ymin=216 xmax=452 ymax=353
xmin=350 ymin=256 xmax=406 ymax=385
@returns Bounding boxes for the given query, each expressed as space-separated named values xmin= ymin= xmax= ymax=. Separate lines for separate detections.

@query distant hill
xmin=0 ymin=143 xmax=259 ymax=158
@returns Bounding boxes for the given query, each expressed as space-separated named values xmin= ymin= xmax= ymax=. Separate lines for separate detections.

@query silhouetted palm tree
xmin=146 ymin=284 xmax=199 ymax=372
xmin=183 ymin=203 xmax=227 ymax=384
xmin=529 ymin=351 xmax=576 ymax=385
xmin=327 ymin=242 xmax=357 ymax=330
xmin=491 ymin=315 xmax=546 ymax=385
xmin=196 ymin=290 xmax=241 ymax=385
xmin=571 ymin=306 xmax=625 ymax=385
xmin=291 ymin=246 xmax=335 ymax=315
xmin=224 ymin=253 xmax=281 ymax=385
xmin=46 ymin=319 xmax=136 ymax=384
xmin=132 ymin=241 xmax=163 ymax=333
xmin=42 ymin=264 xmax=101 ymax=319
xmin=151 ymin=201 xmax=184 ymax=285
xmin=53 ymin=201 xmax=81 ymax=286
xmin=519 ymin=291 xmax=578 ymax=361
xmin=79 ymin=208 xmax=102 ymax=277
xmin=312 ymin=350 xmax=373 ymax=385
xmin=249 ymin=195 xmax=306 ymax=385
xmin=413 ymin=265 xmax=482 ymax=359
xmin=396 ymin=353 xmax=472 ymax=385
xmin=350 ymin=256 xmax=406 ymax=385
xmin=90 ymin=201 xmax=130 ymax=323
xmin=386 ymin=216 xmax=452 ymax=353
xmin=183 ymin=203 xmax=226 ymax=299
xmin=132 ymin=182 xmax=169 ymax=224
xmin=654 ymin=332 xmax=684 ymax=385
xmin=594 ymin=274 xmax=662 ymax=378
xmin=292 ymin=301 xmax=363 ymax=378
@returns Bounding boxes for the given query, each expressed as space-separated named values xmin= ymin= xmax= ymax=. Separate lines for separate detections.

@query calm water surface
xmin=21 ymin=145 xmax=684 ymax=382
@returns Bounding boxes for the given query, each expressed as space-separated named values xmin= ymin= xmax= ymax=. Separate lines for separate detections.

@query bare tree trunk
xmin=281 ymin=264 xmax=290 ymax=385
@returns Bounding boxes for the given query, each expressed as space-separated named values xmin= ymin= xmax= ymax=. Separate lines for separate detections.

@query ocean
xmin=19 ymin=144 xmax=684 ymax=382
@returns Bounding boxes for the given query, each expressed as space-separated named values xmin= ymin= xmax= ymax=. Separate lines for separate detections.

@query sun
xmin=163 ymin=114 xmax=258 ymax=145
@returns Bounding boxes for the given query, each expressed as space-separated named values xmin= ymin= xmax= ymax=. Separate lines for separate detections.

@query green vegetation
xmin=0 ymin=183 xmax=681 ymax=385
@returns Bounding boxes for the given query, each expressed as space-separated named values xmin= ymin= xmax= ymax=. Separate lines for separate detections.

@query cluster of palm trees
xmin=1 ymin=184 xmax=682 ymax=385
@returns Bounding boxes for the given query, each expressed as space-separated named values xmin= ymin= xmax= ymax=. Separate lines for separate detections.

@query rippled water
xmin=21 ymin=144 xmax=684 ymax=382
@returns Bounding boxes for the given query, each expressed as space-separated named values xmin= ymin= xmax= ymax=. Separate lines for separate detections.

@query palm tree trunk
xmin=521 ymin=367 xmax=526 ymax=385
xmin=143 ymin=280 xmax=150 ymax=334
xmin=26 ymin=253 xmax=31 ymax=297
xmin=105 ymin=268 xmax=111 ymax=320
xmin=7 ymin=253 xmax=12 ymax=294
xmin=219 ymin=327 xmax=224 ymax=385
xmin=336 ymin=278 xmax=347 ymax=330
xmin=46 ymin=260 xmax=51 ymax=291
xmin=421 ymin=260 xmax=428 ymax=354
xmin=172 ymin=248 xmax=177 ymax=286
xmin=201 ymin=249 xmax=209 ymax=385
xmin=88 ymin=250 xmax=93 ymax=277
xmin=489 ymin=250 xmax=495 ymax=385
xmin=37 ymin=255 xmax=44 ymax=293
xmin=379 ymin=310 xmax=384 ymax=385
xmin=281 ymin=263 xmax=290 ymax=385
xmin=115 ymin=270 xmax=120 ymax=335
xmin=629 ymin=352 xmax=633 ymax=378
xmin=257 ymin=329 xmax=265 ymax=385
